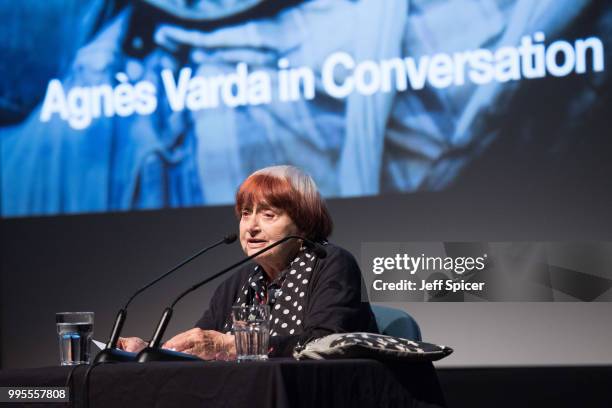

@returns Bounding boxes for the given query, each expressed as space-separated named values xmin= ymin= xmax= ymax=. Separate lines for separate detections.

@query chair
xmin=371 ymin=305 xmax=422 ymax=341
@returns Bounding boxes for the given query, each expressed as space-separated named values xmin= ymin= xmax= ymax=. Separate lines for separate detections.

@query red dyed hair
xmin=235 ymin=166 xmax=333 ymax=242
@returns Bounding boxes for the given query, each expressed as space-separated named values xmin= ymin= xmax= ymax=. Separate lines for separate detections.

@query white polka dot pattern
xmin=294 ymin=333 xmax=454 ymax=362
xmin=224 ymin=248 xmax=318 ymax=336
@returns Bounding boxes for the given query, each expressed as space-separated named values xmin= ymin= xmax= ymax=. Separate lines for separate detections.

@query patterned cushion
xmin=293 ymin=332 xmax=453 ymax=362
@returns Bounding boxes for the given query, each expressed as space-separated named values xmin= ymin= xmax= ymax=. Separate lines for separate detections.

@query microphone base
xmin=93 ymin=348 xmax=137 ymax=363
xmin=136 ymin=347 xmax=202 ymax=363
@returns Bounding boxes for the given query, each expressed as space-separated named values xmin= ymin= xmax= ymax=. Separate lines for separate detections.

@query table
xmin=0 ymin=358 xmax=446 ymax=407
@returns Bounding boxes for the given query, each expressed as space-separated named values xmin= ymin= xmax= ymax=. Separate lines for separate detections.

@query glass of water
xmin=232 ymin=305 xmax=270 ymax=361
xmin=56 ymin=312 xmax=94 ymax=365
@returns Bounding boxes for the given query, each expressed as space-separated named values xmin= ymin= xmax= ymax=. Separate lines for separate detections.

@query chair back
xmin=371 ymin=305 xmax=422 ymax=341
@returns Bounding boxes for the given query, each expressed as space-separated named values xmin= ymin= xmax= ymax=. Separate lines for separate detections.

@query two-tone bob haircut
xmin=235 ymin=165 xmax=333 ymax=242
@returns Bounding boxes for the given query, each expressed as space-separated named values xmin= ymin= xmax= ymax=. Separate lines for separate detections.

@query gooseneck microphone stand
xmin=93 ymin=234 xmax=237 ymax=363
xmin=136 ymin=235 xmax=326 ymax=362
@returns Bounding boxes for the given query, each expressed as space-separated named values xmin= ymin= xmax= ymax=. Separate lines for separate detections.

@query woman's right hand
xmin=117 ymin=336 xmax=148 ymax=353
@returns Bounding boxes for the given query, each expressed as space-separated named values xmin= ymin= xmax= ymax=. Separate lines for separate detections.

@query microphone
xmin=136 ymin=235 xmax=326 ymax=362
xmin=308 ymin=242 xmax=327 ymax=259
xmin=93 ymin=234 xmax=237 ymax=363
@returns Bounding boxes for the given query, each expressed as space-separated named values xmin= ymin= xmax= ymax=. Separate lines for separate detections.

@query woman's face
xmin=239 ymin=202 xmax=301 ymax=270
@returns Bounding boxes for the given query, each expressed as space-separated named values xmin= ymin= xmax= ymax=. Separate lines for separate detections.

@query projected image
xmin=1 ymin=0 xmax=610 ymax=217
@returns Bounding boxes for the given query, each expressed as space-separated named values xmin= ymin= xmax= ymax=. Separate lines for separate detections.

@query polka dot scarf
xmin=223 ymin=248 xmax=317 ymax=336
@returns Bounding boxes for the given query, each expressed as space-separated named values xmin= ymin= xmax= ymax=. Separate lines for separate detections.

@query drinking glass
xmin=232 ymin=305 xmax=270 ymax=361
xmin=56 ymin=312 xmax=94 ymax=365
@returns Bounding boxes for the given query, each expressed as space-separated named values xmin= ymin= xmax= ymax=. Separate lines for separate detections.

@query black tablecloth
xmin=0 ymin=358 xmax=446 ymax=408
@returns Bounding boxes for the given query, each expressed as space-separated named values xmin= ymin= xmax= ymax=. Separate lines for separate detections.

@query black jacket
xmin=195 ymin=243 xmax=378 ymax=356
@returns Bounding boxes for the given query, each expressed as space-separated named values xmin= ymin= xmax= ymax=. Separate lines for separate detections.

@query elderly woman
xmin=119 ymin=165 xmax=377 ymax=358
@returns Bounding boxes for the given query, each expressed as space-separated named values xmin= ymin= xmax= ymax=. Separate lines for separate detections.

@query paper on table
xmin=92 ymin=339 xmax=106 ymax=350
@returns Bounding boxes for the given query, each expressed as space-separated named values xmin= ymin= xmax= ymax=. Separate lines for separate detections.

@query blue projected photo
xmin=0 ymin=0 xmax=610 ymax=217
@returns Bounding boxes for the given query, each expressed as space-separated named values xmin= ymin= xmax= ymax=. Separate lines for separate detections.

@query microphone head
xmin=312 ymin=244 xmax=327 ymax=259
xmin=302 ymin=239 xmax=327 ymax=259
xmin=224 ymin=233 xmax=238 ymax=244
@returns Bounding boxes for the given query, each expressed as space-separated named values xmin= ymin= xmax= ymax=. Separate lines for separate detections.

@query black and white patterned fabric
xmin=293 ymin=332 xmax=453 ymax=362
xmin=222 ymin=248 xmax=318 ymax=337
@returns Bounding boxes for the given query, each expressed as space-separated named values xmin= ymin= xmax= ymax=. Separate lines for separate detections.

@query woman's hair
xmin=235 ymin=165 xmax=333 ymax=241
